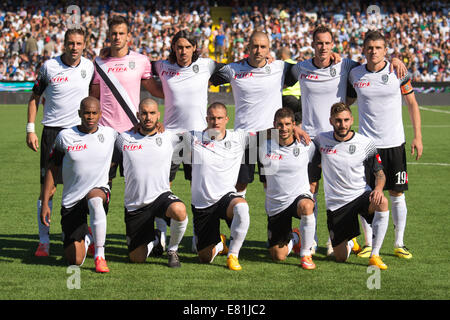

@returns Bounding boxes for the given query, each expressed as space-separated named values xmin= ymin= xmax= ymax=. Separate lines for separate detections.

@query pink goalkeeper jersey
xmin=93 ymin=51 xmax=152 ymax=133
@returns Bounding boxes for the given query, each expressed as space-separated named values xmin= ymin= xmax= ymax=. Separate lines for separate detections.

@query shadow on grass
xmin=0 ymin=233 xmax=370 ymax=270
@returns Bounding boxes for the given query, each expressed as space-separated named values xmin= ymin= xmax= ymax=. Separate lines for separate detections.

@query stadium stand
xmin=0 ymin=0 xmax=448 ymax=83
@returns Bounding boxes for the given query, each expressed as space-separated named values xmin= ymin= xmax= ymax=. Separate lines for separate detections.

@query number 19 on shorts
xmin=395 ymin=171 xmax=408 ymax=185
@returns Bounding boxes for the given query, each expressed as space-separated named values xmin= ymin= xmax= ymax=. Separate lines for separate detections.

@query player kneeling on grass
xmin=259 ymin=108 xmax=317 ymax=270
xmin=312 ymin=103 xmax=390 ymax=270
xmin=114 ymin=99 xmax=188 ymax=267
xmin=41 ymin=97 xmax=117 ymax=273
xmin=188 ymin=103 xmax=250 ymax=271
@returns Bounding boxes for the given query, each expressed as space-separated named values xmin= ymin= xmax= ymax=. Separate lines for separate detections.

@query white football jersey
xmin=291 ymin=58 xmax=359 ymax=138
xmin=154 ymin=58 xmax=217 ymax=132
xmin=312 ymin=131 xmax=383 ymax=211
xmin=214 ymin=60 xmax=286 ymax=132
xmin=34 ymin=55 xmax=94 ymax=128
xmin=51 ymin=126 xmax=118 ymax=208
xmin=116 ymin=130 xmax=181 ymax=211
xmin=349 ymin=62 xmax=411 ymax=148
xmin=190 ymin=129 xmax=249 ymax=209
xmin=259 ymin=139 xmax=315 ymax=216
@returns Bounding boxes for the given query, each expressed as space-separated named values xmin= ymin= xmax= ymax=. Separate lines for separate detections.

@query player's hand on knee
xmin=26 ymin=132 xmax=39 ymax=152
xmin=369 ymin=189 xmax=384 ymax=207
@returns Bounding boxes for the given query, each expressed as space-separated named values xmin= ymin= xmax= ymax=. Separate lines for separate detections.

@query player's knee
xmin=129 ymin=246 xmax=147 ymax=263
xmin=269 ymin=247 xmax=287 ymax=262
xmin=298 ymin=199 xmax=315 ymax=216
xmin=198 ymin=248 xmax=213 ymax=264
xmin=167 ymin=202 xmax=187 ymax=221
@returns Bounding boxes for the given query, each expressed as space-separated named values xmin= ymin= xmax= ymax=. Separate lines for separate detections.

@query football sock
xmin=210 ymin=241 xmax=224 ymax=263
xmin=155 ymin=217 xmax=167 ymax=243
xmin=288 ymin=228 xmax=300 ymax=255
xmin=371 ymin=210 xmax=389 ymax=256
xmin=347 ymin=239 xmax=354 ymax=258
xmin=300 ymin=214 xmax=316 ymax=257
xmin=88 ymin=197 xmax=107 ymax=259
xmin=228 ymin=202 xmax=250 ymax=258
xmin=360 ymin=215 xmax=373 ymax=247
xmin=146 ymin=237 xmax=159 ymax=257
xmin=167 ymin=217 xmax=188 ymax=252
xmin=391 ymin=194 xmax=407 ymax=248
xmin=37 ymin=199 xmax=51 ymax=244
xmin=80 ymin=233 xmax=92 ymax=266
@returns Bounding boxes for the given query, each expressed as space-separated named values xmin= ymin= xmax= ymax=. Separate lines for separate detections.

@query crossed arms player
xmin=312 ymin=103 xmax=390 ymax=269
xmin=41 ymin=97 xmax=117 ymax=273
xmin=114 ymin=98 xmax=188 ymax=267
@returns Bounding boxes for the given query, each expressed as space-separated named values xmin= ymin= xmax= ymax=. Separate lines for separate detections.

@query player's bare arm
xmin=293 ymin=126 xmax=311 ymax=144
xmin=404 ymin=92 xmax=423 ymax=160
xmin=26 ymin=92 xmax=41 ymax=152
xmin=370 ymin=169 xmax=386 ymax=206
xmin=41 ymin=164 xmax=58 ymax=227
xmin=141 ymin=78 xmax=164 ymax=99
xmin=89 ymin=83 xmax=100 ymax=99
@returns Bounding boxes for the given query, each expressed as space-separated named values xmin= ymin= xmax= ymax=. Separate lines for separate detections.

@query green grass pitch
xmin=0 ymin=103 xmax=449 ymax=301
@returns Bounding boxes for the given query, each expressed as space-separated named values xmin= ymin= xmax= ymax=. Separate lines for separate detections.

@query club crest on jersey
xmin=97 ymin=134 xmax=104 ymax=143
xmin=129 ymin=61 xmax=135 ymax=70
xmin=224 ymin=141 xmax=231 ymax=149
xmin=192 ymin=64 xmax=199 ymax=73
xmin=81 ymin=69 xmax=86 ymax=78
xmin=330 ymin=67 xmax=336 ymax=77
xmin=156 ymin=137 xmax=162 ymax=146
xmin=349 ymin=144 xmax=356 ymax=154
xmin=265 ymin=66 xmax=271 ymax=74
xmin=293 ymin=147 xmax=300 ymax=157
xmin=382 ymin=74 xmax=389 ymax=84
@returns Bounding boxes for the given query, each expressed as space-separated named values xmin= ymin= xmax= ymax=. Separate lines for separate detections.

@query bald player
xmin=41 ymin=97 xmax=118 ymax=273
xmin=115 ymin=98 xmax=188 ymax=267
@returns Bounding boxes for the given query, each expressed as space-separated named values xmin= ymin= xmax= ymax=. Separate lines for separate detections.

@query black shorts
xmin=169 ymin=146 xmax=192 ymax=182
xmin=267 ymin=194 xmax=314 ymax=248
xmin=308 ymin=162 xmax=322 ymax=184
xmin=125 ymin=191 xmax=183 ymax=252
xmin=368 ymin=144 xmax=408 ymax=192
xmin=237 ymin=133 xmax=265 ymax=184
xmin=192 ymin=192 xmax=242 ymax=252
xmin=60 ymin=187 xmax=110 ymax=248
xmin=40 ymin=126 xmax=63 ymax=184
xmin=326 ymin=191 xmax=374 ymax=247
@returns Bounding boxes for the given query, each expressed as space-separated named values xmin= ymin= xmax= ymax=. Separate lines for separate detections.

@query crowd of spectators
xmin=0 ymin=0 xmax=448 ymax=83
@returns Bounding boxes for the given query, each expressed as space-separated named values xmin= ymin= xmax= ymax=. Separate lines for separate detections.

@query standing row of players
xmin=26 ymin=15 xmax=422 ymax=272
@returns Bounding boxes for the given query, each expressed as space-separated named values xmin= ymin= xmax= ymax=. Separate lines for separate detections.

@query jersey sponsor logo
xmin=194 ymin=140 xmax=215 ymax=148
xmin=123 ymin=144 xmax=143 ymax=151
xmin=265 ymin=153 xmax=283 ymax=160
xmin=51 ymin=75 xmax=69 ymax=83
xmin=299 ymin=73 xmax=319 ymax=80
xmin=320 ymin=146 xmax=337 ymax=154
xmin=353 ymin=81 xmax=370 ymax=88
xmin=234 ymin=72 xmax=253 ymax=79
xmin=67 ymin=144 xmax=87 ymax=152
xmin=107 ymin=65 xmax=128 ymax=73
xmin=161 ymin=70 xmax=181 ymax=77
